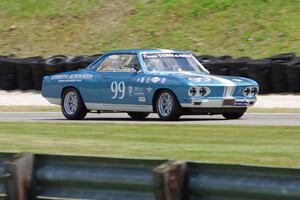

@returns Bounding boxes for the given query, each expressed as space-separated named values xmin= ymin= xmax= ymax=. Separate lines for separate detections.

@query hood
xmin=149 ymin=71 xmax=258 ymax=86
xmin=218 ymin=75 xmax=258 ymax=86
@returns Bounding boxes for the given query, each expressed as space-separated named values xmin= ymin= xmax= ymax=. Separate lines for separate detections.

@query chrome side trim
xmin=85 ymin=103 xmax=153 ymax=112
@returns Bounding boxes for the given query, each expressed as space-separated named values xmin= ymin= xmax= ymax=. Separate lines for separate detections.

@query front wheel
xmin=62 ymin=88 xmax=87 ymax=120
xmin=156 ymin=90 xmax=182 ymax=121
xmin=222 ymin=112 xmax=245 ymax=120
xmin=127 ymin=112 xmax=149 ymax=120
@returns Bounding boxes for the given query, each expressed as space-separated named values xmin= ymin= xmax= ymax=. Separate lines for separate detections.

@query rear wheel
xmin=127 ymin=112 xmax=149 ymax=120
xmin=156 ymin=90 xmax=182 ymax=121
xmin=62 ymin=88 xmax=87 ymax=120
xmin=222 ymin=112 xmax=245 ymax=119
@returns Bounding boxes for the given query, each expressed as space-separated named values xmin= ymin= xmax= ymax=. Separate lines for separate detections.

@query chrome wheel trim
xmin=64 ymin=91 xmax=78 ymax=115
xmin=157 ymin=92 xmax=173 ymax=117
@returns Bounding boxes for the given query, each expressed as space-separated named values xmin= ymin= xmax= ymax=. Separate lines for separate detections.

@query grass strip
xmin=0 ymin=122 xmax=299 ymax=168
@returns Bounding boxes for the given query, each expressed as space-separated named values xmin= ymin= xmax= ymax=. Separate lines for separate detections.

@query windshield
xmin=141 ymin=53 xmax=205 ymax=73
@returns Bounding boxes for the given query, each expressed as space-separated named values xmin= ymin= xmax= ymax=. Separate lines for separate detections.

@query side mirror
xmin=132 ymin=64 xmax=140 ymax=72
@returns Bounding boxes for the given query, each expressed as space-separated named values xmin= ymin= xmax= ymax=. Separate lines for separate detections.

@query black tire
xmin=61 ymin=88 xmax=87 ymax=120
xmin=155 ymin=90 xmax=182 ymax=121
xmin=222 ymin=112 xmax=245 ymax=120
xmin=127 ymin=112 xmax=149 ymax=120
xmin=45 ymin=55 xmax=68 ymax=75
xmin=66 ymin=56 xmax=86 ymax=71
xmin=32 ymin=58 xmax=47 ymax=90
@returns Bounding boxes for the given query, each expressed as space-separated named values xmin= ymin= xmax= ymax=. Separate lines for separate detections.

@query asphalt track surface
xmin=0 ymin=112 xmax=299 ymax=126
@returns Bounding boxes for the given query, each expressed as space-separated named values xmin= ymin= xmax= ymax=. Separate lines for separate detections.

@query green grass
xmin=0 ymin=0 xmax=300 ymax=57
xmin=0 ymin=0 xmax=103 ymax=18
xmin=0 ymin=122 xmax=299 ymax=168
xmin=0 ymin=106 xmax=60 ymax=112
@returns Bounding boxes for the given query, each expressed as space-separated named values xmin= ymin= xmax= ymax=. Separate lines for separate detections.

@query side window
xmin=97 ymin=55 xmax=120 ymax=72
xmin=116 ymin=54 xmax=140 ymax=72
xmin=96 ymin=54 xmax=140 ymax=72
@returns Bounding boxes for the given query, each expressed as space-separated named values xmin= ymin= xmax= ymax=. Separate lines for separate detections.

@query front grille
xmin=193 ymin=101 xmax=202 ymax=106
xmin=223 ymin=99 xmax=235 ymax=106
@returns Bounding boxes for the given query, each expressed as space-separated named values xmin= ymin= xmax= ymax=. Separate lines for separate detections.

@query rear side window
xmin=97 ymin=55 xmax=120 ymax=72
xmin=97 ymin=54 xmax=140 ymax=72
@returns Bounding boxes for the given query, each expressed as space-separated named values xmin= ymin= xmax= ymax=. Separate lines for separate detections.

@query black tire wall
xmin=0 ymin=52 xmax=299 ymax=93
xmin=287 ymin=58 xmax=300 ymax=92
xmin=0 ymin=56 xmax=18 ymax=90
xmin=246 ymin=59 xmax=272 ymax=94
xmin=17 ymin=56 xmax=43 ymax=90
xmin=31 ymin=58 xmax=47 ymax=90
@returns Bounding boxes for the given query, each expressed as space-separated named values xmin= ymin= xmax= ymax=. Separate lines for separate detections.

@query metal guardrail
xmin=0 ymin=153 xmax=12 ymax=200
xmin=34 ymin=154 xmax=165 ymax=200
xmin=187 ymin=162 xmax=300 ymax=200
xmin=0 ymin=154 xmax=6 ymax=196
xmin=0 ymin=152 xmax=300 ymax=200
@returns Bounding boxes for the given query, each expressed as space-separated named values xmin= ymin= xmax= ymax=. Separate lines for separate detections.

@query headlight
xmin=188 ymin=87 xmax=211 ymax=97
xmin=251 ymin=87 xmax=258 ymax=95
xmin=188 ymin=87 xmax=197 ymax=97
xmin=243 ymin=87 xmax=258 ymax=97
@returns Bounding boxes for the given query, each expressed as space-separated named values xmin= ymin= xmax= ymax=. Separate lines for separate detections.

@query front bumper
xmin=180 ymin=97 xmax=257 ymax=108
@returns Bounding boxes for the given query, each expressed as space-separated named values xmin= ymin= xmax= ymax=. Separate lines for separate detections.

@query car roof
xmin=104 ymin=49 xmax=191 ymax=54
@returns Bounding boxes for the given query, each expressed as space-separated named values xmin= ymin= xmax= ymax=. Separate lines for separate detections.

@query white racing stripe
xmin=209 ymin=76 xmax=236 ymax=97
xmin=199 ymin=74 xmax=236 ymax=97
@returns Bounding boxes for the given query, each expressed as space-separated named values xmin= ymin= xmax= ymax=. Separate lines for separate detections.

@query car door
xmin=96 ymin=54 xmax=146 ymax=109
xmin=109 ymin=54 xmax=146 ymax=107
xmin=91 ymin=54 xmax=118 ymax=105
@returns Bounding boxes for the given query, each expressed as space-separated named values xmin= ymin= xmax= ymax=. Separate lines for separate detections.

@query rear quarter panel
xmin=41 ymin=70 xmax=95 ymax=102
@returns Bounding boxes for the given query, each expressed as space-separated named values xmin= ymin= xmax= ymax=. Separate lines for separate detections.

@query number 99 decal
xmin=111 ymin=81 xmax=125 ymax=99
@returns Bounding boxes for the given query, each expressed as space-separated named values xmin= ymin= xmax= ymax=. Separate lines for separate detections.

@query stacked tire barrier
xmin=0 ymin=54 xmax=101 ymax=91
xmin=0 ymin=52 xmax=299 ymax=93
xmin=31 ymin=57 xmax=47 ymax=90
xmin=198 ymin=52 xmax=300 ymax=94
xmin=287 ymin=58 xmax=300 ymax=92
xmin=0 ymin=56 xmax=18 ymax=90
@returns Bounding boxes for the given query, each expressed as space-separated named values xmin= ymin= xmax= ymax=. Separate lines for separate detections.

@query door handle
xmin=102 ymin=76 xmax=111 ymax=80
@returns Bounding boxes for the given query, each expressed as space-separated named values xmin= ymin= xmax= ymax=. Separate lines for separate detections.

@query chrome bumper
xmin=180 ymin=98 xmax=257 ymax=108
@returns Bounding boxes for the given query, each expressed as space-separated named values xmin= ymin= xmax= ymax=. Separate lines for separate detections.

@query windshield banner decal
xmin=142 ymin=53 xmax=192 ymax=59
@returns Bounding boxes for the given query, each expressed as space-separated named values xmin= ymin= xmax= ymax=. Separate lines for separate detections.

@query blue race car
xmin=42 ymin=49 xmax=258 ymax=121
